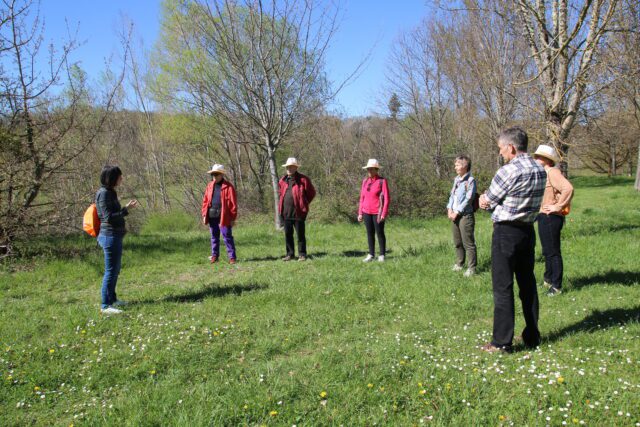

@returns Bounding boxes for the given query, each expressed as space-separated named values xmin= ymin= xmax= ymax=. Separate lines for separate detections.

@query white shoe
xmin=464 ymin=269 xmax=475 ymax=277
xmin=377 ymin=255 xmax=385 ymax=262
xmin=452 ymin=264 xmax=463 ymax=272
xmin=208 ymin=255 xmax=213 ymax=261
xmin=101 ymin=307 xmax=122 ymax=314
xmin=112 ymin=300 xmax=128 ymax=307
xmin=363 ymin=254 xmax=374 ymax=263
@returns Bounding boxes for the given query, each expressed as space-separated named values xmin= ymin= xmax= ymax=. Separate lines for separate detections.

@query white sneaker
xmin=112 ymin=300 xmax=128 ymax=307
xmin=452 ymin=264 xmax=463 ymax=272
xmin=464 ymin=269 xmax=475 ymax=277
xmin=101 ymin=307 xmax=122 ymax=314
xmin=377 ymin=255 xmax=385 ymax=262
xmin=363 ymin=254 xmax=374 ymax=262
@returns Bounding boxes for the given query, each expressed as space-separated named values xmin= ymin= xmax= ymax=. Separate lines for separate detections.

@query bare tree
xmin=154 ymin=0 xmax=361 ymax=228
xmin=515 ymin=0 xmax=619 ymax=174
xmin=0 ymin=0 xmax=125 ymax=256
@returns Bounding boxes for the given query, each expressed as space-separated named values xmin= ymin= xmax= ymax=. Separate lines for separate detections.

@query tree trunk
xmin=635 ymin=144 xmax=640 ymax=191
xmin=266 ymin=141 xmax=282 ymax=230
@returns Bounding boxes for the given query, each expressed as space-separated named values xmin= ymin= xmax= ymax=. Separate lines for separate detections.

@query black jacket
xmin=95 ymin=186 xmax=128 ymax=236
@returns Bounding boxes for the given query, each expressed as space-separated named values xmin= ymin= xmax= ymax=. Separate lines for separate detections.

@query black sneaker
xmin=546 ymin=286 xmax=562 ymax=296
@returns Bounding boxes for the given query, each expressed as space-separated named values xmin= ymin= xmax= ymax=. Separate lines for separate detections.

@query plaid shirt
xmin=485 ymin=153 xmax=546 ymax=223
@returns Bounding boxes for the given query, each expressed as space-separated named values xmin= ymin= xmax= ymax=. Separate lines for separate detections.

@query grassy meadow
xmin=1 ymin=176 xmax=639 ymax=426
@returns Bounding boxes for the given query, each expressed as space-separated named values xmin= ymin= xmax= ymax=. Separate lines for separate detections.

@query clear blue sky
xmin=38 ymin=0 xmax=430 ymax=117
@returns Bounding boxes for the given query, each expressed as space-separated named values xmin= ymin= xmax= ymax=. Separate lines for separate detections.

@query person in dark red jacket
xmin=358 ymin=159 xmax=390 ymax=262
xmin=201 ymin=164 xmax=238 ymax=264
xmin=278 ymin=157 xmax=316 ymax=261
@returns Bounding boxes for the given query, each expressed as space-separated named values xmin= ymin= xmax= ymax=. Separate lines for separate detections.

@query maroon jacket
xmin=278 ymin=172 xmax=316 ymax=220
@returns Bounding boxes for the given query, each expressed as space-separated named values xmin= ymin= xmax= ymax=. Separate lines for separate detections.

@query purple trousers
xmin=209 ymin=220 xmax=236 ymax=260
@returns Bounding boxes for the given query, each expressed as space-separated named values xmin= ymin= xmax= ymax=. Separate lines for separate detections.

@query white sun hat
xmin=207 ymin=164 xmax=226 ymax=174
xmin=362 ymin=159 xmax=381 ymax=169
xmin=533 ymin=145 xmax=560 ymax=165
xmin=282 ymin=157 xmax=300 ymax=167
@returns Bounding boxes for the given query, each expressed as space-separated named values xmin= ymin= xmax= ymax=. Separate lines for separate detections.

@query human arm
xmin=542 ymin=168 xmax=574 ymax=214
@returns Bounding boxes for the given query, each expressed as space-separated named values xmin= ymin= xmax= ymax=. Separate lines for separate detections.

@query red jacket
xmin=278 ymin=172 xmax=316 ymax=219
xmin=358 ymin=176 xmax=390 ymax=218
xmin=201 ymin=179 xmax=238 ymax=227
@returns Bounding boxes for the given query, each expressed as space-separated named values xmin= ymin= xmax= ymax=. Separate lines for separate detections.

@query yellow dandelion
xmin=150 ymin=370 xmax=156 ymax=375
xmin=81 ymin=330 xmax=86 ymax=334
xmin=417 ymin=382 xmax=423 ymax=387
xmin=319 ymin=391 xmax=328 ymax=399
xmin=243 ymin=404 xmax=248 ymax=410
xmin=34 ymin=386 xmax=40 ymax=391
xmin=269 ymin=410 xmax=278 ymax=417
xmin=367 ymin=383 xmax=374 ymax=389
xmin=499 ymin=415 xmax=506 ymax=421
xmin=557 ymin=377 xmax=565 ymax=384
xmin=419 ymin=389 xmax=427 ymax=395
xmin=379 ymin=387 xmax=385 ymax=392
xmin=445 ymin=383 xmax=452 ymax=390
xmin=572 ymin=419 xmax=579 ymax=424
xmin=213 ymin=331 xmax=220 ymax=336
xmin=49 ymin=349 xmax=55 ymax=354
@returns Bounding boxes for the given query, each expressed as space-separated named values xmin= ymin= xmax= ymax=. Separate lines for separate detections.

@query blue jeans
xmin=97 ymin=233 xmax=123 ymax=309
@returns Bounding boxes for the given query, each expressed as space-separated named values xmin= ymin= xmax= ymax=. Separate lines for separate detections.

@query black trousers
xmin=491 ymin=222 xmax=540 ymax=348
xmin=363 ymin=214 xmax=386 ymax=256
xmin=537 ymin=213 xmax=565 ymax=289
xmin=284 ymin=219 xmax=306 ymax=257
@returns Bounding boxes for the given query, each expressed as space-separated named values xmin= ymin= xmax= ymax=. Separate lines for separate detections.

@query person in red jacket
xmin=278 ymin=157 xmax=316 ymax=261
xmin=201 ymin=164 xmax=238 ymax=264
xmin=358 ymin=159 xmax=390 ymax=262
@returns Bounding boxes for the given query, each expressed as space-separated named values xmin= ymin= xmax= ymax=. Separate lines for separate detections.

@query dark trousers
xmin=491 ymin=223 xmax=540 ymax=348
xmin=363 ymin=214 xmax=386 ymax=256
xmin=284 ymin=219 xmax=306 ymax=256
xmin=537 ymin=213 xmax=565 ymax=289
xmin=452 ymin=213 xmax=477 ymax=269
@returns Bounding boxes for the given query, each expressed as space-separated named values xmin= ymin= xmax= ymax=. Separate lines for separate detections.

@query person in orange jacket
xmin=201 ymin=164 xmax=238 ymax=264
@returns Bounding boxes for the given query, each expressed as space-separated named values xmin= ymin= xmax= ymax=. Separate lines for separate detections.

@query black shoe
xmin=546 ymin=286 xmax=562 ymax=296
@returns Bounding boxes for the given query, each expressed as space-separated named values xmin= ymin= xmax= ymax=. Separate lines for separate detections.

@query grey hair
xmin=498 ymin=126 xmax=528 ymax=152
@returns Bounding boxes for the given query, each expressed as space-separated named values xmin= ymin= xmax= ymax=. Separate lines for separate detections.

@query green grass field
xmin=1 ymin=176 xmax=639 ymax=426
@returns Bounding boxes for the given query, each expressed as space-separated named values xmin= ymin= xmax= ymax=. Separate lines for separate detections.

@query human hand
xmin=479 ymin=194 xmax=490 ymax=210
xmin=358 ymin=214 xmax=363 ymax=222
xmin=377 ymin=216 xmax=385 ymax=224
xmin=202 ymin=216 xmax=207 ymax=225
xmin=126 ymin=199 xmax=139 ymax=209
xmin=542 ymin=204 xmax=561 ymax=214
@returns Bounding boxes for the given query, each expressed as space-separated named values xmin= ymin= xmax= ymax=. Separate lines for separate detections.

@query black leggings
xmin=363 ymin=214 xmax=386 ymax=256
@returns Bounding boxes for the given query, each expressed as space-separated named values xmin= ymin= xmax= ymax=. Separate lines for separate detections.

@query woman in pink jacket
xmin=358 ymin=159 xmax=390 ymax=262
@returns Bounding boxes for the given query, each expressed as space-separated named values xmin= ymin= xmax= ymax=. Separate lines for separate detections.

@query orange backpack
xmin=83 ymin=203 xmax=101 ymax=237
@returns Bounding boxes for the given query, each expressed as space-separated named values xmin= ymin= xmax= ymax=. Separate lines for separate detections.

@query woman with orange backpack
xmin=95 ymin=166 xmax=138 ymax=314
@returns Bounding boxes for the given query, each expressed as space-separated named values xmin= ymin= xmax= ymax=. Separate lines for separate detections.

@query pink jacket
xmin=358 ymin=176 xmax=390 ymax=218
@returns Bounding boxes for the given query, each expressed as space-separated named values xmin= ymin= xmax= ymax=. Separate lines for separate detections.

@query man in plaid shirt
xmin=479 ymin=127 xmax=546 ymax=353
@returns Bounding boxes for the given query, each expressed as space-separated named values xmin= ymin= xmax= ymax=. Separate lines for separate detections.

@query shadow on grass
xmin=569 ymin=270 xmax=640 ymax=290
xmin=544 ymin=306 xmax=640 ymax=344
xmin=134 ymin=283 xmax=268 ymax=304
xmin=243 ymin=251 xmax=328 ymax=261
xmin=342 ymin=249 xmax=394 ymax=258
xmin=576 ymin=223 xmax=640 ymax=236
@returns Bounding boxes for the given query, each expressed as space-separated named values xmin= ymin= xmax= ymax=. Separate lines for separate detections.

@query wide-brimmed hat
xmin=207 ymin=164 xmax=226 ymax=174
xmin=362 ymin=159 xmax=381 ymax=169
xmin=533 ymin=145 xmax=560 ymax=165
xmin=282 ymin=157 xmax=300 ymax=168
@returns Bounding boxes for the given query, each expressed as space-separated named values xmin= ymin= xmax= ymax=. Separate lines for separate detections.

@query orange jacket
xmin=201 ymin=179 xmax=238 ymax=227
